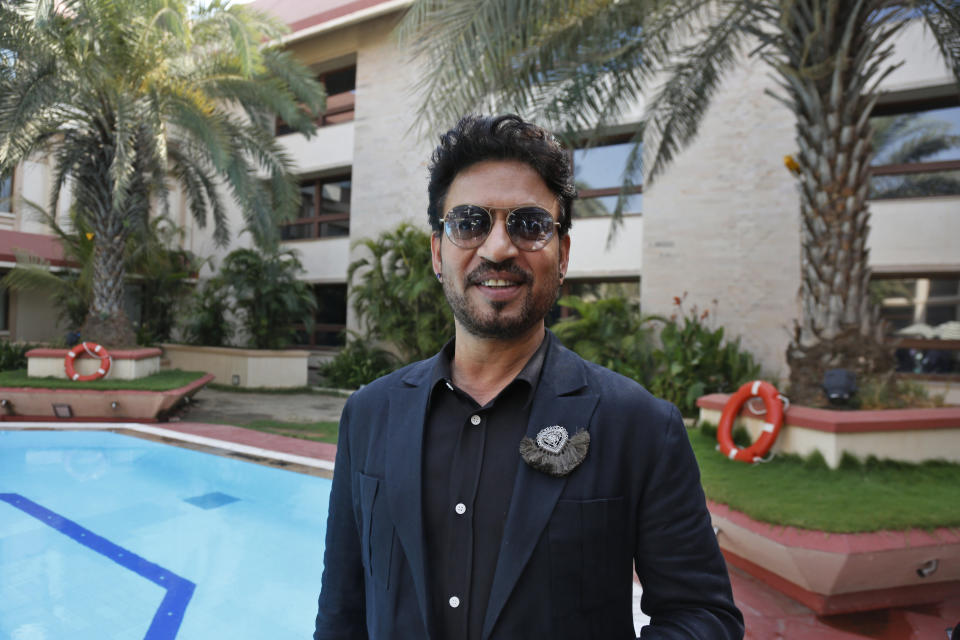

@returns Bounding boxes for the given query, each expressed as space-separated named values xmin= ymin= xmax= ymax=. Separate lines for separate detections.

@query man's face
xmin=431 ymin=160 xmax=570 ymax=341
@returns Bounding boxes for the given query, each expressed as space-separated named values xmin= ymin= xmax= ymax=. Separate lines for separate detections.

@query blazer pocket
xmin=357 ymin=471 xmax=395 ymax=590
xmin=548 ymin=497 xmax=626 ymax=611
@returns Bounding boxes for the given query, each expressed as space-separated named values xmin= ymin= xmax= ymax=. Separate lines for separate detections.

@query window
xmin=281 ymin=173 xmax=351 ymax=240
xmin=564 ymin=278 xmax=641 ymax=303
xmin=872 ymin=274 xmax=960 ymax=374
xmin=871 ymin=275 xmax=960 ymax=332
xmin=571 ymin=137 xmax=643 ymax=218
xmin=0 ymin=170 xmax=12 ymax=213
xmin=547 ymin=276 xmax=641 ymax=324
xmin=869 ymin=99 xmax=960 ymax=199
xmin=276 ymin=65 xmax=356 ymax=135
xmin=293 ymin=284 xmax=347 ymax=348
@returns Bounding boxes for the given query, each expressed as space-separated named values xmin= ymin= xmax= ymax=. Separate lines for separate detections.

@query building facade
xmin=2 ymin=0 xmax=957 ymax=381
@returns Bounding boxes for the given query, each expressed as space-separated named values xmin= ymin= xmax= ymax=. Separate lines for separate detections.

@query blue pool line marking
xmin=0 ymin=493 xmax=196 ymax=640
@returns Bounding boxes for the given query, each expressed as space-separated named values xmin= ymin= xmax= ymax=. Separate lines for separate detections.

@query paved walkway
xmin=176 ymin=387 xmax=347 ymax=426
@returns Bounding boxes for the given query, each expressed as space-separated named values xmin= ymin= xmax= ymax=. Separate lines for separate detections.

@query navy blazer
xmin=314 ymin=333 xmax=743 ymax=639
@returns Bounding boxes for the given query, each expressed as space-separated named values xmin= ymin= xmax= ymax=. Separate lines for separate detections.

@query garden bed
xmin=0 ymin=370 xmax=213 ymax=422
xmin=688 ymin=426 xmax=960 ymax=614
xmin=161 ymin=343 xmax=309 ymax=389
xmin=0 ymin=369 xmax=206 ymax=391
xmin=26 ymin=346 xmax=161 ymax=380
xmin=697 ymin=393 xmax=960 ymax=467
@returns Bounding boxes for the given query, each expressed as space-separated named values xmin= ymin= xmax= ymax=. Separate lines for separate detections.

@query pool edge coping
xmin=0 ymin=421 xmax=335 ymax=472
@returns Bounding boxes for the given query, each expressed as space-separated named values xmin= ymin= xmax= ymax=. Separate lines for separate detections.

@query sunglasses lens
xmin=507 ymin=207 xmax=555 ymax=250
xmin=444 ymin=205 xmax=491 ymax=248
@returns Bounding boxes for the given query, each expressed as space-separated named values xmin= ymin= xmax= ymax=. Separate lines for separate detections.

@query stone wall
xmin=642 ymin=54 xmax=801 ymax=381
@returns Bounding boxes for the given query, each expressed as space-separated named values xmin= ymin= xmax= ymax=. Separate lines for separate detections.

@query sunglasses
xmin=441 ymin=204 xmax=558 ymax=252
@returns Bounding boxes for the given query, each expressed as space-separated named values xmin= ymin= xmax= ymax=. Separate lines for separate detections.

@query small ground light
xmin=822 ymin=369 xmax=857 ymax=405
xmin=52 ymin=404 xmax=73 ymax=418
xmin=111 ymin=401 xmax=119 ymax=410
xmin=232 ymin=374 xmax=240 ymax=386
xmin=917 ymin=559 xmax=938 ymax=578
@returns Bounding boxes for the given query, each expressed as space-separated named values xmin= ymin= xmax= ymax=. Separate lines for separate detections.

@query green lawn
xmin=206 ymin=383 xmax=351 ymax=397
xmin=0 ymin=369 xmax=207 ymax=391
xmin=208 ymin=415 xmax=960 ymax=532
xmin=690 ymin=425 xmax=960 ymax=533
xmin=224 ymin=419 xmax=340 ymax=444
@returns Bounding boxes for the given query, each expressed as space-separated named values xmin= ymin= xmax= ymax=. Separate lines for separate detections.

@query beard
xmin=442 ymin=258 xmax=561 ymax=340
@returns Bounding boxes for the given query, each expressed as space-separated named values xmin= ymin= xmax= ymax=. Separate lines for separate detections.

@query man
xmin=314 ymin=114 xmax=744 ymax=639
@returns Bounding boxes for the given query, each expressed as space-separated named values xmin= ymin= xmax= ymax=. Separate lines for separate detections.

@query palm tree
xmin=348 ymin=223 xmax=455 ymax=363
xmin=0 ymin=0 xmax=324 ymax=346
xmin=1 ymin=209 xmax=200 ymax=344
xmin=218 ymin=242 xmax=317 ymax=350
xmin=398 ymin=0 xmax=960 ymax=402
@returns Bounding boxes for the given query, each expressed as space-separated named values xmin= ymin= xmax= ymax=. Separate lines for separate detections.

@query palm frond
xmin=0 ymin=251 xmax=69 ymax=295
xmin=643 ymin=1 xmax=756 ymax=183
xmin=920 ymin=1 xmax=960 ymax=82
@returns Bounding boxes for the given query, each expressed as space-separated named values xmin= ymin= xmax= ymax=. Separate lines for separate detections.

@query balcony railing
xmin=276 ymin=92 xmax=355 ymax=136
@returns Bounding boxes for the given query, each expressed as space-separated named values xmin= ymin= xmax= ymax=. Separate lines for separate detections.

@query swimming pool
xmin=0 ymin=430 xmax=331 ymax=640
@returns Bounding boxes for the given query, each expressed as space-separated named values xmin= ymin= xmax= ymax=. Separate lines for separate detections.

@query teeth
xmin=481 ymin=279 xmax=514 ymax=287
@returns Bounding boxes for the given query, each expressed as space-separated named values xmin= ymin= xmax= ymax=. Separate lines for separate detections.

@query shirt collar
xmin=430 ymin=330 xmax=550 ymax=405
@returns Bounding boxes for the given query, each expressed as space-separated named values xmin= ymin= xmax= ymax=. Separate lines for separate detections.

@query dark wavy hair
xmin=427 ymin=114 xmax=576 ymax=236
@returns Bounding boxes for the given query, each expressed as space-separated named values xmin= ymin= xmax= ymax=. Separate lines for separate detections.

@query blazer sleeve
xmin=314 ymin=398 xmax=370 ymax=640
xmin=634 ymin=404 xmax=744 ymax=639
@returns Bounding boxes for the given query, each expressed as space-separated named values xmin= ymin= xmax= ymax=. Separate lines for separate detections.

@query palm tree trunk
xmin=80 ymin=231 xmax=138 ymax=347
xmin=776 ymin=0 xmax=897 ymax=404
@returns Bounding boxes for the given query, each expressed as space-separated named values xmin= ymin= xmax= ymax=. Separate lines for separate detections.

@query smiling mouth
xmin=480 ymin=279 xmax=519 ymax=288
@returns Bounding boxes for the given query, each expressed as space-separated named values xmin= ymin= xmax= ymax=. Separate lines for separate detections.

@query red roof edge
xmin=0 ymin=229 xmax=71 ymax=268
xmin=288 ymin=0 xmax=392 ymax=33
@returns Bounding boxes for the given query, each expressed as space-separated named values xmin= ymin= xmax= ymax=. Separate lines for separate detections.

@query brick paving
xmin=160 ymin=420 xmax=336 ymax=463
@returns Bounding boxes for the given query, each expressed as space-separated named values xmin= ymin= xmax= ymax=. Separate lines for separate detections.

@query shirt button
xmin=449 ymin=596 xmax=460 ymax=608
xmin=455 ymin=503 xmax=466 ymax=515
xmin=470 ymin=415 xmax=481 ymax=425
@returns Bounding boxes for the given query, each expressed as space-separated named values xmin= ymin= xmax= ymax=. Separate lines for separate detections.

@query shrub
xmin=552 ymin=296 xmax=654 ymax=384
xmin=552 ymin=293 xmax=763 ymax=416
xmin=349 ymin=223 xmax=453 ymax=363
xmin=181 ymin=278 xmax=234 ymax=347
xmin=851 ymin=373 xmax=944 ymax=409
xmin=648 ymin=296 xmax=763 ymax=416
xmin=319 ymin=335 xmax=399 ymax=389
xmin=219 ymin=245 xmax=316 ymax=349
xmin=0 ymin=341 xmax=35 ymax=371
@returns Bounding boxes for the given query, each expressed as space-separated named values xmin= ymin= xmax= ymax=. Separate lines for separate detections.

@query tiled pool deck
xmin=4 ymin=419 xmax=958 ymax=639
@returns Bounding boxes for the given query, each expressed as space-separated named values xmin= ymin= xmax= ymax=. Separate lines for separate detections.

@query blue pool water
xmin=0 ymin=430 xmax=332 ymax=639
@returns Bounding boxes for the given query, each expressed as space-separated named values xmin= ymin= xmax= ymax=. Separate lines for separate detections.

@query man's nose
xmin=478 ymin=212 xmax=520 ymax=262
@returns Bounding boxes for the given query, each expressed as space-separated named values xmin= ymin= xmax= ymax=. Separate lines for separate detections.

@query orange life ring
xmin=717 ymin=380 xmax=784 ymax=463
xmin=64 ymin=342 xmax=112 ymax=382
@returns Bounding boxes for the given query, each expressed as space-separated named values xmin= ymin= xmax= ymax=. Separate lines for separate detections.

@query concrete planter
xmin=160 ymin=343 xmax=309 ymax=389
xmin=697 ymin=394 xmax=960 ymax=467
xmin=0 ymin=374 xmax=213 ymax=422
xmin=26 ymin=347 xmax=162 ymax=380
xmin=708 ymin=500 xmax=960 ymax=615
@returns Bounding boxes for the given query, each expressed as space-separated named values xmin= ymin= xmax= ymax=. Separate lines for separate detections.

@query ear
xmin=558 ymin=233 xmax=570 ymax=280
xmin=431 ymin=231 xmax=443 ymax=278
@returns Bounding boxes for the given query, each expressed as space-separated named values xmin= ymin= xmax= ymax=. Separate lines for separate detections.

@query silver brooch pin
xmin=536 ymin=425 xmax=568 ymax=453
xmin=520 ymin=425 xmax=590 ymax=478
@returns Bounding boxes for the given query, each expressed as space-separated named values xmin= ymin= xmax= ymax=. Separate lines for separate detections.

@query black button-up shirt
xmin=422 ymin=333 xmax=549 ymax=640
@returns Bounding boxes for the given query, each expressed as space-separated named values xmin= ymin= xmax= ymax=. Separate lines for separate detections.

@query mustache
xmin=466 ymin=259 xmax=531 ymax=284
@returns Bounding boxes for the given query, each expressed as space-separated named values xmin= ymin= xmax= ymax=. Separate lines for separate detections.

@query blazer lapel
xmin=482 ymin=340 xmax=599 ymax=640
xmin=385 ymin=359 xmax=436 ymax=639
